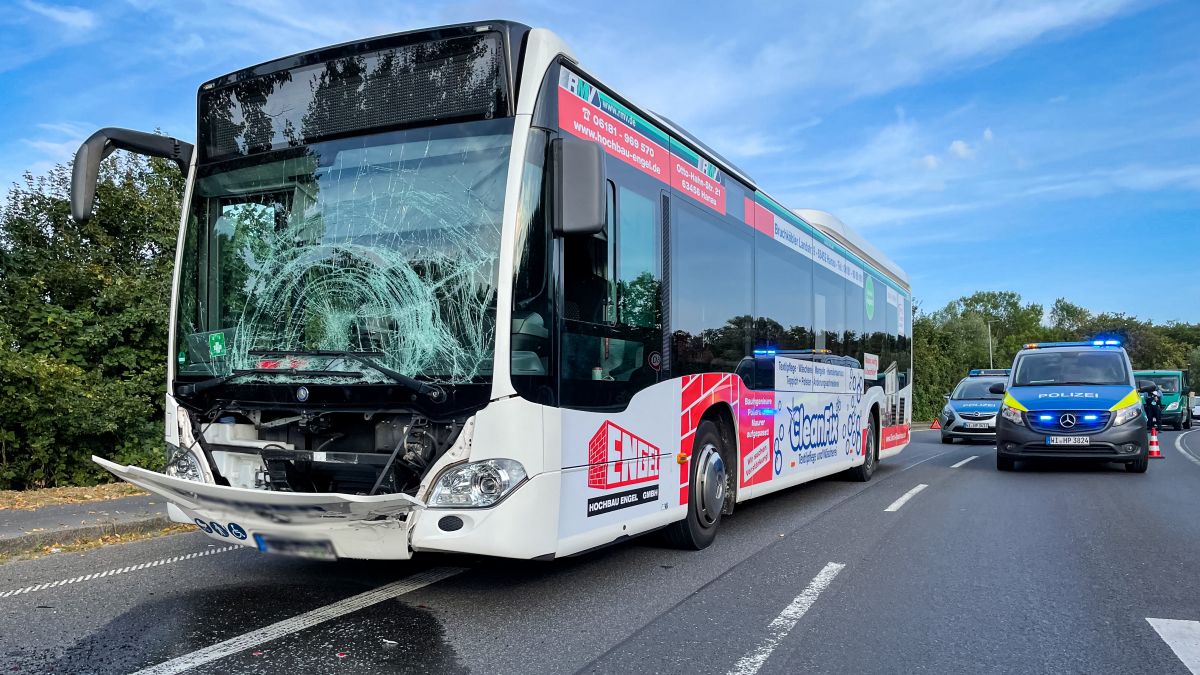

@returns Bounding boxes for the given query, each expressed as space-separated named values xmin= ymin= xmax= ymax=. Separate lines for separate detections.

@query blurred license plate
xmin=964 ymin=422 xmax=990 ymax=429
xmin=253 ymin=534 xmax=336 ymax=560
xmin=1047 ymin=436 xmax=1090 ymax=446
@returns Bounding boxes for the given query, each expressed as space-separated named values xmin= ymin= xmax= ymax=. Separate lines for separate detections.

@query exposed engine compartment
xmin=193 ymin=409 xmax=466 ymax=496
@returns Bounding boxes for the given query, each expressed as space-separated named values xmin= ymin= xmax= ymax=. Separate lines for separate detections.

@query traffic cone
xmin=930 ymin=418 xmax=941 ymax=430
xmin=1148 ymin=427 xmax=1163 ymax=459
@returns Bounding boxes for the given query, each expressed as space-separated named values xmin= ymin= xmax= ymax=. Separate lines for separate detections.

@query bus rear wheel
xmin=665 ymin=420 xmax=727 ymax=550
xmin=846 ymin=416 xmax=877 ymax=482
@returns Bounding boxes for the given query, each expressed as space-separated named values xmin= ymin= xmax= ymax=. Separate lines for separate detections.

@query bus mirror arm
xmin=550 ymin=135 xmax=606 ymax=236
xmin=71 ymin=128 xmax=193 ymax=223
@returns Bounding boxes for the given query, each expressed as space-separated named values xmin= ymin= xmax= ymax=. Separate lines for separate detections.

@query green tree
xmin=0 ymin=153 xmax=183 ymax=488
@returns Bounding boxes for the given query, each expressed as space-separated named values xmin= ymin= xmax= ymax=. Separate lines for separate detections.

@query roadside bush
xmin=0 ymin=155 xmax=181 ymax=488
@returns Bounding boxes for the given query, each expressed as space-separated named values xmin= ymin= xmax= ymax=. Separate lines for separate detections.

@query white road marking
xmin=950 ymin=455 xmax=979 ymax=468
xmin=884 ymin=484 xmax=928 ymax=512
xmin=0 ymin=545 xmax=241 ymax=599
xmin=1147 ymin=618 xmax=1200 ymax=674
xmin=727 ymin=562 xmax=845 ymax=675
xmin=132 ymin=567 xmax=464 ymax=675
xmin=1175 ymin=430 xmax=1200 ymax=467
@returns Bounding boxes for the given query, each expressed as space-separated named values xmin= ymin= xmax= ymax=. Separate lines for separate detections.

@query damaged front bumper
xmin=95 ymin=456 xmax=423 ymax=560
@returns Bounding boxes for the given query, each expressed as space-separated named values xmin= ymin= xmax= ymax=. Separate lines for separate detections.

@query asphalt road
xmin=4 ymin=428 xmax=1200 ymax=674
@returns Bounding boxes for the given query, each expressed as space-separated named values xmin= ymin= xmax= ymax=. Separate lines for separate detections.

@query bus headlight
xmin=1000 ymin=405 xmax=1024 ymax=426
xmin=941 ymin=405 xmax=954 ymax=419
xmin=163 ymin=443 xmax=204 ymax=482
xmin=429 ymin=459 xmax=527 ymax=508
xmin=1166 ymin=401 xmax=1179 ymax=411
xmin=1112 ymin=405 xmax=1141 ymax=426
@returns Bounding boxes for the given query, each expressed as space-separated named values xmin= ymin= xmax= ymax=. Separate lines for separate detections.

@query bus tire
xmin=665 ymin=420 xmax=727 ymax=550
xmin=846 ymin=416 xmax=877 ymax=482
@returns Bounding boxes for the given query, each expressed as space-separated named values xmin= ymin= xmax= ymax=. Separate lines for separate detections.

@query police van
xmin=939 ymin=369 xmax=1010 ymax=444
xmin=992 ymin=340 xmax=1153 ymax=472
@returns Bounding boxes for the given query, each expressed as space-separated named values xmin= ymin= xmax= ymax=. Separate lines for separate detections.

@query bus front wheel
xmin=665 ymin=420 xmax=727 ymax=550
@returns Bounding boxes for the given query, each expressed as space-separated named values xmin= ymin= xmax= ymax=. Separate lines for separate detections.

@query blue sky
xmin=2 ymin=0 xmax=1198 ymax=322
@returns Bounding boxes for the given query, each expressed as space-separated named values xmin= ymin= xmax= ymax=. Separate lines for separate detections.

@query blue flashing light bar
xmin=1023 ymin=339 xmax=1122 ymax=350
xmin=1038 ymin=414 xmax=1054 ymax=421
xmin=968 ymin=368 xmax=1011 ymax=377
xmin=1083 ymin=414 xmax=1099 ymax=421
xmin=753 ymin=349 xmax=777 ymax=356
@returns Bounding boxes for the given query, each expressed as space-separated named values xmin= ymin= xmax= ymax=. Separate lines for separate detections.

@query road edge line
xmin=1174 ymin=430 xmax=1200 ymax=467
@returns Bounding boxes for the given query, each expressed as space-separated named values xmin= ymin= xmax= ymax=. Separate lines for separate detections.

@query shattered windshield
xmin=175 ymin=118 xmax=513 ymax=385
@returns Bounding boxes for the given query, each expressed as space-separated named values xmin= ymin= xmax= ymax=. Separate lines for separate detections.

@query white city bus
xmin=71 ymin=21 xmax=912 ymax=561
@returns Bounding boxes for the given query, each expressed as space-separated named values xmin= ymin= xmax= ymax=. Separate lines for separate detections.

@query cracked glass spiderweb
xmin=195 ymin=127 xmax=510 ymax=384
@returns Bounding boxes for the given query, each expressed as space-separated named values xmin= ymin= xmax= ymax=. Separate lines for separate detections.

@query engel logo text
xmin=587 ymin=422 xmax=660 ymax=489
xmin=1036 ymin=392 xmax=1100 ymax=398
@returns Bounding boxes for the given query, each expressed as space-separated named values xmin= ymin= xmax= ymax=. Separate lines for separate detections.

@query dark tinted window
xmin=560 ymin=173 xmax=663 ymax=409
xmin=754 ymin=237 xmax=813 ymax=351
xmin=200 ymin=33 xmax=508 ymax=162
xmin=863 ymin=275 xmax=888 ymax=380
xmin=813 ymin=261 xmax=845 ymax=353
xmin=845 ymin=272 xmax=864 ymax=361
xmin=672 ymin=203 xmax=752 ymax=376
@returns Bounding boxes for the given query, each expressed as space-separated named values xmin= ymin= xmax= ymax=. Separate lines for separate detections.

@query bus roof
xmin=792 ymin=210 xmax=909 ymax=288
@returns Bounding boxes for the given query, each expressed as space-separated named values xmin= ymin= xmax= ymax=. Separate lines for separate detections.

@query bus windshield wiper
xmin=248 ymin=350 xmax=446 ymax=402
xmin=174 ymin=366 xmax=366 ymax=397
xmin=175 ymin=351 xmax=446 ymax=402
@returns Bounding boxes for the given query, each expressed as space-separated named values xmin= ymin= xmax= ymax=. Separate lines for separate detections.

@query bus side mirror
xmin=71 ymin=128 xmax=193 ymax=223
xmin=550 ymin=135 xmax=606 ymax=236
xmin=988 ymin=382 xmax=1006 ymax=395
xmin=943 ymin=393 xmax=950 ymax=400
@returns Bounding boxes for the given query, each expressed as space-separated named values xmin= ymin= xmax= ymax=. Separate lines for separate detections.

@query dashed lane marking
xmin=1175 ymin=430 xmax=1200 ymax=467
xmin=727 ymin=562 xmax=845 ymax=675
xmin=950 ymin=455 xmax=979 ymax=468
xmin=884 ymin=484 xmax=928 ymax=512
xmin=132 ymin=567 xmax=465 ymax=675
xmin=1147 ymin=618 xmax=1200 ymax=674
xmin=0 ymin=545 xmax=241 ymax=599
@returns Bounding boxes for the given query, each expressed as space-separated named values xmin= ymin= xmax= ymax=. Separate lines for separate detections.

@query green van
xmin=1133 ymin=370 xmax=1192 ymax=429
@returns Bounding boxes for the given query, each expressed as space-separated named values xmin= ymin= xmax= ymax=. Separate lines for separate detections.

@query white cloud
xmin=921 ymin=154 xmax=941 ymax=169
xmin=983 ymin=127 xmax=994 ymax=142
xmin=21 ymin=1 xmax=96 ymax=32
xmin=1049 ymin=94 xmax=1070 ymax=103
xmin=948 ymin=139 xmax=976 ymax=159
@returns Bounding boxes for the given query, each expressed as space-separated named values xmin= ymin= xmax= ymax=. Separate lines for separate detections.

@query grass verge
xmin=0 ymin=483 xmax=148 ymax=510
xmin=0 ymin=523 xmax=195 ymax=564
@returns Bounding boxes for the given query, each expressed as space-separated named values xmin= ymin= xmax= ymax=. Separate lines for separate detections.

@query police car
xmin=939 ymin=369 xmax=1009 ymax=444
xmin=993 ymin=340 xmax=1152 ymax=472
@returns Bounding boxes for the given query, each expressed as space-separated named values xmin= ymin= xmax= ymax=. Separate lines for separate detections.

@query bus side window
xmin=616 ymin=186 xmax=660 ymax=329
xmin=560 ymin=174 xmax=664 ymax=410
xmin=813 ymin=254 xmax=845 ymax=353
xmin=671 ymin=201 xmax=753 ymax=377
xmin=562 ymin=182 xmax=613 ymax=326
